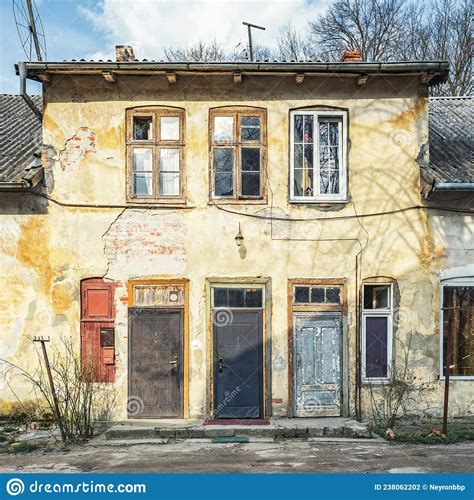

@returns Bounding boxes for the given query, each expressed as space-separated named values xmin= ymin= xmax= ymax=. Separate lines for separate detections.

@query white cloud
xmin=80 ymin=0 xmax=328 ymax=60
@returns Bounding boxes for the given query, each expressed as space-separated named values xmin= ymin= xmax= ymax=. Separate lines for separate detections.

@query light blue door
xmin=294 ymin=313 xmax=342 ymax=417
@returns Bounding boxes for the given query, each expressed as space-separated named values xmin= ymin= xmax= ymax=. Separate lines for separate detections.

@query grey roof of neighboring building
xmin=427 ymin=96 xmax=473 ymax=184
xmin=0 ymin=94 xmax=43 ymax=187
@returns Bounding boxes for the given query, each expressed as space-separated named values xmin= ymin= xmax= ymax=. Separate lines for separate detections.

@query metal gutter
xmin=16 ymin=60 xmax=449 ymax=85
xmin=432 ymin=183 xmax=474 ymax=191
xmin=0 ymin=181 xmax=31 ymax=191
xmin=18 ymin=61 xmax=42 ymax=120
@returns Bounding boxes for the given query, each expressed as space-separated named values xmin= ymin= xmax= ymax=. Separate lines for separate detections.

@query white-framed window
xmin=362 ymin=283 xmax=393 ymax=381
xmin=290 ymin=109 xmax=347 ymax=202
xmin=439 ymin=277 xmax=474 ymax=380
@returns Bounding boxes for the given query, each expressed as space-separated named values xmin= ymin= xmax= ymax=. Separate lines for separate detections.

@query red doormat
xmin=203 ymin=418 xmax=270 ymax=426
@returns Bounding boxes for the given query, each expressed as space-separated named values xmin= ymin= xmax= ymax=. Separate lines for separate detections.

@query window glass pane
xmin=242 ymin=173 xmax=260 ymax=196
xmin=326 ymin=287 xmax=341 ymax=303
xmin=310 ymin=287 xmax=325 ymax=303
xmin=214 ymin=148 xmax=234 ymax=172
xmin=364 ymin=285 xmax=390 ymax=309
xmin=133 ymin=117 xmax=152 ymax=140
xmin=245 ymin=289 xmax=263 ymax=307
xmin=241 ymin=148 xmax=260 ymax=171
xmin=214 ymin=148 xmax=234 ymax=197
xmin=215 ymin=173 xmax=233 ymax=197
xmin=133 ymin=148 xmax=152 ymax=172
xmin=160 ymin=173 xmax=180 ymax=195
xmin=134 ymin=173 xmax=153 ymax=196
xmin=295 ymin=286 xmax=309 ymax=303
xmin=160 ymin=148 xmax=180 ymax=172
xmin=228 ymin=288 xmax=245 ymax=307
xmin=294 ymin=144 xmax=313 ymax=197
xmin=214 ymin=288 xmax=228 ymax=307
xmin=214 ymin=116 xmax=233 ymax=141
xmin=160 ymin=116 xmax=180 ymax=141
xmin=442 ymin=286 xmax=474 ymax=376
xmin=241 ymin=116 xmax=261 ymax=141
xmin=319 ymin=120 xmax=340 ymax=195
xmin=365 ymin=317 xmax=388 ymax=378
xmin=241 ymin=147 xmax=261 ymax=196
xmin=133 ymin=148 xmax=153 ymax=196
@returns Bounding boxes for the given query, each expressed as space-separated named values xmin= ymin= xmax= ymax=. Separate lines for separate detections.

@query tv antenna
xmin=13 ymin=0 xmax=47 ymax=61
xmin=242 ymin=22 xmax=265 ymax=62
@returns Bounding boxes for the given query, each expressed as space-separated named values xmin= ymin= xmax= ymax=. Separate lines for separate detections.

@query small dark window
xmin=100 ymin=328 xmax=115 ymax=348
xmin=295 ymin=286 xmax=310 ymax=303
xmin=133 ymin=117 xmax=152 ymax=141
xmin=326 ymin=287 xmax=341 ymax=303
xmin=213 ymin=287 xmax=263 ymax=308
xmin=310 ymin=287 xmax=325 ymax=303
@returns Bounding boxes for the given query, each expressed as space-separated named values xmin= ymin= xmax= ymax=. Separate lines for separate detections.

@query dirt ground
xmin=0 ymin=439 xmax=473 ymax=473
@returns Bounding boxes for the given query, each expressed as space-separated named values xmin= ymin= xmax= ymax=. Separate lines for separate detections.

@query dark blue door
xmin=213 ymin=310 xmax=263 ymax=418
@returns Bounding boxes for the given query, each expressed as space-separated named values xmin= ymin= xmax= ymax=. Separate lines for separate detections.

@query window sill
xmin=209 ymin=198 xmax=268 ymax=206
xmin=439 ymin=376 xmax=474 ymax=381
xmin=126 ymin=197 xmax=188 ymax=207
xmin=362 ymin=378 xmax=392 ymax=384
xmin=289 ymin=199 xmax=349 ymax=207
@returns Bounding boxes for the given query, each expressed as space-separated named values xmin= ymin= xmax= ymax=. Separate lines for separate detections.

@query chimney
xmin=341 ymin=50 xmax=361 ymax=62
xmin=115 ymin=45 xmax=135 ymax=62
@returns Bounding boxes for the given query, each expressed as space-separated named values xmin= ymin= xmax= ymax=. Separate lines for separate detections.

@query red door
xmin=80 ymin=278 xmax=116 ymax=383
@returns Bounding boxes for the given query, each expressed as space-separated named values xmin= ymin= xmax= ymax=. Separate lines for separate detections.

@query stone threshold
xmin=103 ymin=417 xmax=373 ymax=441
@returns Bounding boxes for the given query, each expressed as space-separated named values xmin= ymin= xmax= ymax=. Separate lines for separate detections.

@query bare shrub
xmin=366 ymin=333 xmax=434 ymax=429
xmin=1 ymin=337 xmax=116 ymax=443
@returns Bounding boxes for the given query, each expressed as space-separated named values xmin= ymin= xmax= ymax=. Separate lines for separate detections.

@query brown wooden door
xmin=129 ymin=308 xmax=183 ymax=418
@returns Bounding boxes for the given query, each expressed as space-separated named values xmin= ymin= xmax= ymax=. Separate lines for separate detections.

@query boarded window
xmin=442 ymin=285 xmax=474 ymax=377
xmin=210 ymin=108 xmax=266 ymax=200
xmin=290 ymin=110 xmax=346 ymax=202
xmin=127 ymin=107 xmax=185 ymax=201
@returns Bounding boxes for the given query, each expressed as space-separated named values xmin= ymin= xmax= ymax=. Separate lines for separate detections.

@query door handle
xmin=218 ymin=358 xmax=224 ymax=372
xmin=170 ymin=357 xmax=178 ymax=370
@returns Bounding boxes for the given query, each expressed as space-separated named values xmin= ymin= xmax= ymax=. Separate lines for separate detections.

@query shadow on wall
xmin=0 ymin=191 xmax=49 ymax=216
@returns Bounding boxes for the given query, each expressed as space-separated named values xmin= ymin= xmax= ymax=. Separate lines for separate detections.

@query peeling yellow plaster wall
xmin=1 ymin=74 xmax=471 ymax=420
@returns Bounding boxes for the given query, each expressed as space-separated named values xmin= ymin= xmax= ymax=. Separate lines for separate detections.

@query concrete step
xmin=104 ymin=419 xmax=373 ymax=441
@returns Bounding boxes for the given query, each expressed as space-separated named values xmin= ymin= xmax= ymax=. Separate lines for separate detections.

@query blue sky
xmin=0 ymin=0 xmax=327 ymax=95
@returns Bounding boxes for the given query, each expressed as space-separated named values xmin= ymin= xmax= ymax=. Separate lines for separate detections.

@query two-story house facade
xmin=1 ymin=50 xmax=472 ymax=421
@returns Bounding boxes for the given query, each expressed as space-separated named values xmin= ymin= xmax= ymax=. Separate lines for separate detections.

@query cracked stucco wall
xmin=1 ymin=73 xmax=472 ymax=420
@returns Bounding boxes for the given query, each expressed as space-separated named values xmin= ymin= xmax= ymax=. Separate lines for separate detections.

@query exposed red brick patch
xmin=60 ymin=128 xmax=96 ymax=170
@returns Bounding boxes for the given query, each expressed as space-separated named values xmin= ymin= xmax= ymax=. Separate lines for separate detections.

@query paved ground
xmin=0 ymin=439 xmax=472 ymax=473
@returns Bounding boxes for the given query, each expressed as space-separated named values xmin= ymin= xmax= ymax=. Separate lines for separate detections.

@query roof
xmin=427 ymin=96 xmax=473 ymax=184
xmin=0 ymin=94 xmax=43 ymax=188
xmin=18 ymin=60 xmax=449 ymax=87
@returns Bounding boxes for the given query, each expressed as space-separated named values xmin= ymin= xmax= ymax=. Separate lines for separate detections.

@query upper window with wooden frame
xmin=290 ymin=109 xmax=348 ymax=203
xmin=209 ymin=107 xmax=267 ymax=201
xmin=126 ymin=107 xmax=185 ymax=203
